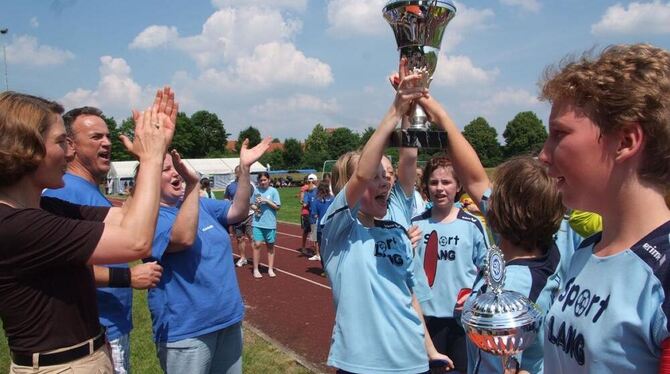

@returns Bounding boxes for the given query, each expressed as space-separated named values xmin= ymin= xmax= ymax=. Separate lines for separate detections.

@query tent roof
xmin=110 ymin=161 xmax=139 ymax=179
xmin=184 ymin=158 xmax=232 ymax=175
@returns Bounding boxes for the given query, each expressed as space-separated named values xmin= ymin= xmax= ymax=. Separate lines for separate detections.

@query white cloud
xmin=30 ymin=17 xmax=39 ymax=28
xmin=443 ymin=2 xmax=495 ymax=51
xmin=60 ymin=56 xmax=153 ymax=118
xmin=211 ymin=0 xmax=307 ymax=11
xmin=326 ymin=0 xmax=387 ymax=37
xmin=487 ymin=88 xmax=540 ymax=107
xmin=499 ymin=0 xmax=541 ymax=13
xmin=129 ymin=25 xmax=179 ymax=49
xmin=250 ymin=94 xmax=339 ymax=118
xmin=6 ymin=35 xmax=74 ymax=67
xmin=236 ymin=42 xmax=333 ymax=87
xmin=592 ymin=1 xmax=670 ymax=35
xmin=432 ymin=54 xmax=499 ymax=87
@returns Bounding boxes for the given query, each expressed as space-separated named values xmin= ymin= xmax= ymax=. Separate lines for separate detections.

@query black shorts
xmin=301 ymin=214 xmax=311 ymax=233
xmin=424 ymin=316 xmax=468 ymax=372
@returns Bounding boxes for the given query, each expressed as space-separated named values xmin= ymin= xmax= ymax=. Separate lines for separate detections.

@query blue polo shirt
xmin=43 ymin=172 xmax=132 ymax=341
xmin=146 ymin=198 xmax=244 ymax=342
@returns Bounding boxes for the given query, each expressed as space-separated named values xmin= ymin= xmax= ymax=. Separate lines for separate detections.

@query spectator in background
xmin=251 ymin=172 xmax=281 ymax=278
xmin=298 ymin=174 xmax=318 ymax=254
xmin=42 ymin=90 xmax=176 ymax=374
xmin=225 ymin=166 xmax=254 ymax=268
xmin=308 ymin=180 xmax=333 ymax=263
xmin=199 ymin=177 xmax=213 ymax=198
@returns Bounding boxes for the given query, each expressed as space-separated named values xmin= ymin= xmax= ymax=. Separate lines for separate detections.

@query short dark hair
xmin=62 ymin=106 xmax=103 ymax=137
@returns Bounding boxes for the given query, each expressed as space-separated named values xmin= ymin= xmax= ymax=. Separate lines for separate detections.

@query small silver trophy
xmin=383 ymin=0 xmax=456 ymax=148
xmin=461 ymin=246 xmax=543 ymax=370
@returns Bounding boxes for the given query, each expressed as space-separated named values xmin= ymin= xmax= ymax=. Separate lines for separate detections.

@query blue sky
xmin=1 ymin=0 xmax=669 ymax=142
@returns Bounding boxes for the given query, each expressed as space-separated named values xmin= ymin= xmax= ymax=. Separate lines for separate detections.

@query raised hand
xmin=120 ymin=105 xmax=168 ymax=160
xmin=130 ymin=86 xmax=178 ymax=150
xmin=393 ymin=58 xmax=428 ymax=116
xmin=170 ymin=149 xmax=199 ymax=185
xmin=240 ymin=136 xmax=272 ymax=168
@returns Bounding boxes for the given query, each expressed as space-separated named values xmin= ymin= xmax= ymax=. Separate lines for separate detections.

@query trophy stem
xmin=409 ymin=103 xmax=429 ymax=129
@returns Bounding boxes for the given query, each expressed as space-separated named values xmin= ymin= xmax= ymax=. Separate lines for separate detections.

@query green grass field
xmin=0 ymin=187 xmax=307 ymax=373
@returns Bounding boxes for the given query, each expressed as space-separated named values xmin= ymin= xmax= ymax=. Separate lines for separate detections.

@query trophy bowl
xmin=461 ymin=290 xmax=543 ymax=356
xmin=383 ymin=0 xmax=457 ymax=148
xmin=460 ymin=245 xmax=544 ymax=368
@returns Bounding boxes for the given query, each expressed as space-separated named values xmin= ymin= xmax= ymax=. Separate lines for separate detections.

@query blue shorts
xmin=253 ymin=227 xmax=276 ymax=244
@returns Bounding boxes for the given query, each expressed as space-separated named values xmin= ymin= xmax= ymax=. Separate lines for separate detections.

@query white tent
xmin=108 ymin=158 xmax=266 ymax=194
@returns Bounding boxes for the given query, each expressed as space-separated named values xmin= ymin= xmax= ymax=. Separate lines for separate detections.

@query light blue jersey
xmin=552 ymin=217 xmax=584 ymax=287
xmin=544 ymin=221 xmax=670 ymax=373
xmin=43 ymin=173 xmax=131 ymax=341
xmin=384 ymin=182 xmax=414 ymax=229
xmin=466 ymin=245 xmax=561 ymax=374
xmin=251 ymin=186 xmax=280 ymax=229
xmin=322 ymin=186 xmax=428 ymax=373
xmin=411 ymin=208 xmax=488 ymax=318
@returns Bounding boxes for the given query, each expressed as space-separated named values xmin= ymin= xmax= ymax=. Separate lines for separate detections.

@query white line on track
xmin=234 ymin=254 xmax=331 ymax=290
xmin=276 ymin=231 xmax=303 ymax=239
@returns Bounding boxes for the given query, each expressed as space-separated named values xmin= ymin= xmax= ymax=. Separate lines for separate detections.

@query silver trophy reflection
xmin=461 ymin=246 xmax=543 ymax=371
xmin=383 ymin=0 xmax=456 ymax=148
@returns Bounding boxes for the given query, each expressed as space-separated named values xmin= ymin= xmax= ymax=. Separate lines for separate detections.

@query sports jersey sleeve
xmin=200 ymin=198 xmax=232 ymax=227
xmin=387 ymin=182 xmax=414 ymax=229
xmin=149 ymin=209 xmax=177 ymax=261
xmin=41 ymin=196 xmax=110 ymax=222
xmin=0 ymin=204 xmax=103 ymax=273
xmin=320 ymin=186 xmax=357 ymax=262
xmin=273 ymin=188 xmax=281 ymax=206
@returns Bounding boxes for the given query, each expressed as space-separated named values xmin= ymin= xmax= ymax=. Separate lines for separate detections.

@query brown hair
xmin=316 ymin=180 xmax=331 ymax=200
xmin=422 ymin=156 xmax=459 ymax=198
xmin=488 ymin=156 xmax=564 ymax=253
xmin=0 ymin=91 xmax=64 ymax=186
xmin=540 ymin=43 xmax=670 ymax=188
xmin=62 ymin=106 xmax=103 ymax=137
xmin=331 ymin=151 xmax=360 ymax=196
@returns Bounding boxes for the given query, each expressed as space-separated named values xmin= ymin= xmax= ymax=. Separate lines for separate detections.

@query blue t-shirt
xmin=251 ymin=186 xmax=280 ymax=229
xmin=321 ymin=186 xmax=428 ymax=373
xmin=466 ymin=245 xmax=561 ymax=374
xmin=543 ymin=221 xmax=670 ymax=373
xmin=146 ymin=198 xmax=245 ymax=343
xmin=224 ymin=181 xmax=237 ymax=200
xmin=303 ymin=189 xmax=318 ymax=224
xmin=384 ymin=182 xmax=414 ymax=229
xmin=411 ymin=208 xmax=488 ymax=318
xmin=552 ymin=217 xmax=584 ymax=286
xmin=43 ymin=173 xmax=132 ymax=341
xmin=310 ymin=195 xmax=334 ymax=228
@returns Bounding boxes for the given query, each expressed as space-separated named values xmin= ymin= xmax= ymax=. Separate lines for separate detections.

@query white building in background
xmin=107 ymin=158 xmax=266 ymax=195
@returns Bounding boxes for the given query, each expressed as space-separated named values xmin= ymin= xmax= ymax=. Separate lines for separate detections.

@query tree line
xmin=105 ymin=110 xmax=548 ymax=170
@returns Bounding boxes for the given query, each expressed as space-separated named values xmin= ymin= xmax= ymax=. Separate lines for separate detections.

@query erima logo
xmin=642 ymin=242 xmax=662 ymax=261
xmin=202 ymin=225 xmax=214 ymax=232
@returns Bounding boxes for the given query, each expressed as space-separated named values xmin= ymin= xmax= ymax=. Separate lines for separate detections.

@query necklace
xmin=0 ymin=191 xmax=28 ymax=209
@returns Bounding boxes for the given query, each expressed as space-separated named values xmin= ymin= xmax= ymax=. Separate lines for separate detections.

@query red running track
xmin=233 ymin=221 xmax=335 ymax=374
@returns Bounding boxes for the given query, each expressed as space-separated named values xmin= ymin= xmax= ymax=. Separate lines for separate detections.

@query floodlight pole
xmin=1 ymin=28 xmax=8 ymax=91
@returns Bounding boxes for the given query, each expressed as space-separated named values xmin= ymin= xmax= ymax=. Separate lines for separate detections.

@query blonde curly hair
xmin=540 ymin=43 xmax=670 ymax=188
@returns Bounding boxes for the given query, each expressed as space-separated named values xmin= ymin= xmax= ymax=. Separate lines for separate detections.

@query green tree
xmin=327 ymin=128 xmax=360 ymax=160
xmin=170 ymin=112 xmax=196 ymax=157
xmin=503 ymin=111 xmax=547 ymax=157
xmin=190 ymin=110 xmax=228 ymax=158
xmin=237 ymin=126 xmax=262 ymax=153
xmin=109 ymin=116 xmax=136 ymax=161
xmin=282 ymin=138 xmax=303 ymax=169
xmin=259 ymin=149 xmax=285 ymax=171
xmin=462 ymin=117 xmax=502 ymax=167
xmin=359 ymin=126 xmax=375 ymax=147
xmin=303 ymin=124 xmax=331 ymax=170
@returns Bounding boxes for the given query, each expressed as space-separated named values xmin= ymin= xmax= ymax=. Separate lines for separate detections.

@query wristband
xmin=108 ymin=267 xmax=131 ymax=288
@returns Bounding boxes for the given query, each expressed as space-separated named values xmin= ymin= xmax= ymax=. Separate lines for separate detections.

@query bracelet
xmin=108 ymin=267 xmax=131 ymax=288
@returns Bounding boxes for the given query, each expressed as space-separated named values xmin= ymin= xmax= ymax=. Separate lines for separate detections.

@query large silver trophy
xmin=383 ymin=0 xmax=456 ymax=148
xmin=461 ymin=246 xmax=543 ymax=370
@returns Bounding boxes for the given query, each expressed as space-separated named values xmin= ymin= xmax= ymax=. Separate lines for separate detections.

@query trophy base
xmin=390 ymin=128 xmax=448 ymax=149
